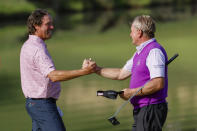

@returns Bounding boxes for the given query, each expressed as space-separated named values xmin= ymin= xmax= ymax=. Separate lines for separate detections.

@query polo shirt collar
xmin=29 ymin=35 xmax=44 ymax=43
xmin=136 ymin=38 xmax=156 ymax=54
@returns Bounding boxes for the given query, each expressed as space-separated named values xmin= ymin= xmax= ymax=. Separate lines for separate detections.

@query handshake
xmin=81 ymin=58 xmax=100 ymax=74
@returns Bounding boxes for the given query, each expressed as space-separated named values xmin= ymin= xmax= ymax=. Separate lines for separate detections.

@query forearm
xmin=120 ymin=77 xmax=164 ymax=100
xmin=134 ymin=77 xmax=165 ymax=96
xmin=96 ymin=68 xmax=122 ymax=80
xmin=48 ymin=69 xmax=90 ymax=82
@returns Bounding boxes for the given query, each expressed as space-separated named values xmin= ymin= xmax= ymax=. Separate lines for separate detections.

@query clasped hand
xmin=82 ymin=58 xmax=99 ymax=74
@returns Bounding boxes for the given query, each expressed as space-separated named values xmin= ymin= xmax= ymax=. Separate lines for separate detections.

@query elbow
xmin=48 ymin=75 xmax=58 ymax=82
xmin=47 ymin=72 xmax=59 ymax=82
xmin=117 ymin=71 xmax=130 ymax=80
xmin=152 ymin=77 xmax=165 ymax=92
xmin=156 ymin=81 xmax=165 ymax=91
xmin=117 ymin=76 xmax=128 ymax=81
xmin=157 ymin=84 xmax=164 ymax=91
xmin=50 ymin=78 xmax=58 ymax=82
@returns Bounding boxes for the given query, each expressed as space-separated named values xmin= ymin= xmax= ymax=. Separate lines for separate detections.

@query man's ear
xmin=34 ymin=25 xmax=39 ymax=30
xmin=33 ymin=25 xmax=40 ymax=34
xmin=138 ymin=30 xmax=143 ymax=38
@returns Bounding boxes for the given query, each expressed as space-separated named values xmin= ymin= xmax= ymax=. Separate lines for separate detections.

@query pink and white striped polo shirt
xmin=20 ymin=35 xmax=61 ymax=99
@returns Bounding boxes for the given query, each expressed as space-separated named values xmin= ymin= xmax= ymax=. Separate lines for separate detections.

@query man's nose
xmin=50 ymin=25 xmax=54 ymax=29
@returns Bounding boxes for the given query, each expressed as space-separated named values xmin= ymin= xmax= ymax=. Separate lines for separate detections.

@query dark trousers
xmin=132 ymin=102 xmax=168 ymax=131
xmin=26 ymin=98 xmax=66 ymax=131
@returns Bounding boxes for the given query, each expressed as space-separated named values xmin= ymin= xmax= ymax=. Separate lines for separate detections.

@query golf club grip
xmin=117 ymin=91 xmax=124 ymax=94
xmin=111 ymin=53 xmax=179 ymax=118
xmin=166 ymin=53 xmax=179 ymax=65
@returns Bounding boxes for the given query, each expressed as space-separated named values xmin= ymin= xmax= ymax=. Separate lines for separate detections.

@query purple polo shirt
xmin=130 ymin=40 xmax=168 ymax=109
xmin=20 ymin=35 xmax=61 ymax=99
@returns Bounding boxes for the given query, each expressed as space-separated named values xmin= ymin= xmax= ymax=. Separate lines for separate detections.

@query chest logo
xmin=137 ymin=60 xmax=140 ymax=66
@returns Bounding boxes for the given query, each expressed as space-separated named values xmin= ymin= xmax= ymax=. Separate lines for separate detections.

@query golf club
xmin=108 ymin=53 xmax=179 ymax=125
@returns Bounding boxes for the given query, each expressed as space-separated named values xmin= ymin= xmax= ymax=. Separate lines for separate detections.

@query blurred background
xmin=0 ymin=0 xmax=197 ymax=131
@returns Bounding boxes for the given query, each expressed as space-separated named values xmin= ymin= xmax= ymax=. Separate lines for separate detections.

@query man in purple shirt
xmin=87 ymin=15 xmax=168 ymax=131
xmin=20 ymin=9 xmax=96 ymax=131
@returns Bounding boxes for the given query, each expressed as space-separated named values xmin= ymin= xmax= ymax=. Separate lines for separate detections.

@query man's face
xmin=35 ymin=14 xmax=54 ymax=40
xmin=130 ymin=24 xmax=141 ymax=46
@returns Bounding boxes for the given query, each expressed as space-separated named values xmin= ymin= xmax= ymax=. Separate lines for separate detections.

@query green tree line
xmin=0 ymin=0 xmax=196 ymax=15
xmin=28 ymin=0 xmax=195 ymax=12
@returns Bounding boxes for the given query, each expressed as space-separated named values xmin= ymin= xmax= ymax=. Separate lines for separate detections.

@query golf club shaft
xmin=166 ymin=53 xmax=179 ymax=65
xmin=110 ymin=53 xmax=179 ymax=118
xmin=112 ymin=86 xmax=145 ymax=117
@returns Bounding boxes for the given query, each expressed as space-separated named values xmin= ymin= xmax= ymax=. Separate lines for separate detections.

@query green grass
xmin=0 ymin=14 xmax=197 ymax=130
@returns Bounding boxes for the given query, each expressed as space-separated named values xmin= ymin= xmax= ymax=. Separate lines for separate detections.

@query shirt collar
xmin=136 ymin=38 xmax=156 ymax=54
xmin=29 ymin=35 xmax=45 ymax=44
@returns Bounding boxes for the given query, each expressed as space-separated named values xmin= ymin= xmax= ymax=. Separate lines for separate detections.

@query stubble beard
xmin=46 ymin=30 xmax=53 ymax=39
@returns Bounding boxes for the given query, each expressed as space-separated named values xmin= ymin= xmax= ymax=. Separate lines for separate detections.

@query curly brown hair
xmin=27 ymin=9 xmax=49 ymax=35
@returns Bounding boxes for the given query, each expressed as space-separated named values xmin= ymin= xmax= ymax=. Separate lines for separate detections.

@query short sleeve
xmin=146 ymin=49 xmax=166 ymax=79
xmin=122 ymin=53 xmax=136 ymax=72
xmin=34 ymin=48 xmax=55 ymax=77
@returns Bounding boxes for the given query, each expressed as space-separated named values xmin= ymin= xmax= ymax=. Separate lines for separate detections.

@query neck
xmin=33 ymin=32 xmax=45 ymax=41
xmin=136 ymin=36 xmax=152 ymax=46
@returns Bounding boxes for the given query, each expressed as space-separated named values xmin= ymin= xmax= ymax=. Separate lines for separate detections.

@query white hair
xmin=132 ymin=15 xmax=156 ymax=38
